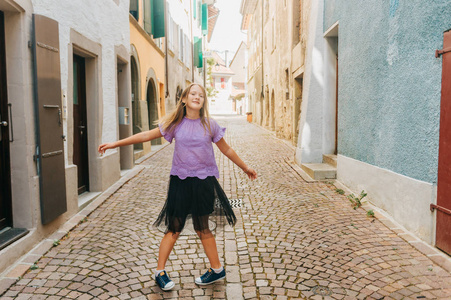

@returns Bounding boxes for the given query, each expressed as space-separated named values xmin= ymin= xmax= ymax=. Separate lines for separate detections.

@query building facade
xmin=229 ymin=41 xmax=249 ymax=115
xmin=0 ymin=0 xmax=131 ymax=274
xmin=129 ymin=0 xmax=166 ymax=159
xmin=209 ymin=52 xmax=235 ymax=114
xmin=240 ymin=0 xmax=310 ymax=144
xmin=165 ymin=0 xmax=204 ymax=113
xmin=296 ymin=0 xmax=451 ymax=250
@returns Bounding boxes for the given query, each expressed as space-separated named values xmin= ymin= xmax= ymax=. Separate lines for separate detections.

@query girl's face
xmin=183 ymin=85 xmax=205 ymax=112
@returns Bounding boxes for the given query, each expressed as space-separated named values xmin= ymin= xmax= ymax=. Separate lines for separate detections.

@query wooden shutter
xmin=32 ymin=15 xmax=67 ymax=224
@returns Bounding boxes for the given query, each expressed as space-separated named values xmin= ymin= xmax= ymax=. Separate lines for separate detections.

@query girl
xmin=98 ymin=83 xmax=257 ymax=291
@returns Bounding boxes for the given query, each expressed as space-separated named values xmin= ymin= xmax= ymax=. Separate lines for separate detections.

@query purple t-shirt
xmin=159 ymin=117 xmax=226 ymax=179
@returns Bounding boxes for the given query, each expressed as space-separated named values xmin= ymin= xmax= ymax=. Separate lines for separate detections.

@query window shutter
xmin=202 ymin=4 xmax=208 ymax=36
xmin=193 ymin=37 xmax=203 ymax=68
xmin=152 ymin=0 xmax=165 ymax=38
xmin=143 ymin=0 xmax=151 ymax=35
xmin=193 ymin=0 xmax=197 ymax=19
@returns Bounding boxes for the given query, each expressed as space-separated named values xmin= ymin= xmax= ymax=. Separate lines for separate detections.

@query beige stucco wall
xmin=129 ymin=15 xmax=165 ymax=155
xmin=244 ymin=0 xmax=309 ymax=145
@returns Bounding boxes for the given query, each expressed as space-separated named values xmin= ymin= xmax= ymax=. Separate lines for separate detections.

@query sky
xmin=208 ymin=0 xmax=247 ymax=61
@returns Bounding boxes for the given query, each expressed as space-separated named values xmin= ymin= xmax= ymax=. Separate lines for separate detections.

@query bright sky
xmin=208 ymin=0 xmax=246 ymax=60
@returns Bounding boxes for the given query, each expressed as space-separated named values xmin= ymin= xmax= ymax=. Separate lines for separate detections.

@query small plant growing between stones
xmin=347 ymin=190 xmax=367 ymax=209
xmin=53 ymin=239 xmax=60 ymax=247
xmin=30 ymin=264 xmax=38 ymax=270
xmin=367 ymin=209 xmax=375 ymax=218
xmin=335 ymin=188 xmax=345 ymax=195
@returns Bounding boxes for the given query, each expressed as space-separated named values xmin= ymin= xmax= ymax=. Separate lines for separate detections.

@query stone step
xmin=323 ymin=154 xmax=337 ymax=167
xmin=301 ymin=163 xmax=337 ymax=180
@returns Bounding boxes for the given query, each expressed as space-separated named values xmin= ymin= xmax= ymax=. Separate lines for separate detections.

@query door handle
xmin=1 ymin=121 xmax=7 ymax=127
xmin=78 ymin=125 xmax=86 ymax=129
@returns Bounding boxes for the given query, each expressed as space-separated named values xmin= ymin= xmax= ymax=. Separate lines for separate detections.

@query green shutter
xmin=202 ymin=4 xmax=208 ymax=35
xmin=193 ymin=0 xmax=197 ymax=19
xmin=198 ymin=49 xmax=203 ymax=68
xmin=193 ymin=37 xmax=203 ymax=68
xmin=152 ymin=0 xmax=165 ymax=38
xmin=193 ymin=37 xmax=200 ymax=67
xmin=193 ymin=37 xmax=204 ymax=68
xmin=198 ymin=1 xmax=202 ymax=27
xmin=143 ymin=0 xmax=151 ymax=35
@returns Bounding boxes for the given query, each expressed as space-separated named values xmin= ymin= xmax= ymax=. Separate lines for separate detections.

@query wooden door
xmin=436 ymin=29 xmax=451 ymax=255
xmin=0 ymin=11 xmax=12 ymax=230
xmin=73 ymin=54 xmax=89 ymax=194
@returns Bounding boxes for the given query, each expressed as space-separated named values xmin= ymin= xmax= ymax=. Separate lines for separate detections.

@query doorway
xmin=0 ymin=11 xmax=12 ymax=231
xmin=324 ymin=23 xmax=339 ymax=155
xmin=270 ymin=89 xmax=275 ymax=130
xmin=293 ymin=75 xmax=303 ymax=145
xmin=130 ymin=56 xmax=142 ymax=151
xmin=73 ymin=54 xmax=89 ymax=194
xmin=147 ymin=79 xmax=160 ymax=145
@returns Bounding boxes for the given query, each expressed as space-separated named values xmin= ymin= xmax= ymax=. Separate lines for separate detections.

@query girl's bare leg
xmin=197 ymin=230 xmax=221 ymax=269
xmin=157 ymin=232 xmax=180 ymax=270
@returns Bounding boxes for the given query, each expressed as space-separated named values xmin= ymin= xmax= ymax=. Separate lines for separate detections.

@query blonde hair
xmin=158 ymin=83 xmax=212 ymax=135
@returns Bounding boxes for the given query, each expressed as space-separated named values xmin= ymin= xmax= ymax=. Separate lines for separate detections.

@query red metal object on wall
xmin=436 ymin=29 xmax=451 ymax=255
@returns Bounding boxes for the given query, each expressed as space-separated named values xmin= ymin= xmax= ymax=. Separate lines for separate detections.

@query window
xmin=272 ymin=16 xmax=276 ymax=50
xmin=143 ymin=0 xmax=151 ymax=35
xmin=168 ymin=17 xmax=172 ymax=49
xmin=129 ymin=0 xmax=139 ymax=20
xmin=221 ymin=78 xmax=225 ymax=89
xmin=285 ymin=68 xmax=290 ymax=99
xmin=179 ymin=28 xmax=184 ymax=61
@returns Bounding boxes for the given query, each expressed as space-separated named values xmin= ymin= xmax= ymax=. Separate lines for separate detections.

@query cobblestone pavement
xmin=2 ymin=115 xmax=451 ymax=300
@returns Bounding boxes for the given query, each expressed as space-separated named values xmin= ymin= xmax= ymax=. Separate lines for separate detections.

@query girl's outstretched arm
xmin=215 ymin=138 xmax=257 ymax=180
xmin=98 ymin=127 xmax=163 ymax=155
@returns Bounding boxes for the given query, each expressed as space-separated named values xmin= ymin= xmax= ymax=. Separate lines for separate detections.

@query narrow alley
xmin=1 ymin=116 xmax=451 ymax=300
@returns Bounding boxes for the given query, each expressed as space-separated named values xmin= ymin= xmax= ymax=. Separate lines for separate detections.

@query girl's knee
xmin=166 ymin=231 xmax=181 ymax=240
xmin=196 ymin=229 xmax=212 ymax=239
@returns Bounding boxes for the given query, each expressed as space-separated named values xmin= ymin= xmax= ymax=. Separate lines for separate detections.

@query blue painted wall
xmin=324 ymin=0 xmax=451 ymax=183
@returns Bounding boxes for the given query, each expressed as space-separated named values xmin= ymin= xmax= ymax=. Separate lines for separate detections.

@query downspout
xmin=261 ymin=0 xmax=264 ymax=99
xmin=165 ymin=0 xmax=169 ymax=98
xmin=190 ymin=0 xmax=194 ymax=82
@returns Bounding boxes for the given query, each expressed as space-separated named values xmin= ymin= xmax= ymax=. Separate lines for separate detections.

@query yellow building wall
xmin=129 ymin=16 xmax=166 ymax=157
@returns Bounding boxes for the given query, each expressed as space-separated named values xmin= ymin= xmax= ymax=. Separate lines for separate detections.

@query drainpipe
xmin=165 ymin=0 xmax=169 ymax=99
xmin=190 ymin=0 xmax=194 ymax=82
xmin=261 ymin=0 xmax=264 ymax=99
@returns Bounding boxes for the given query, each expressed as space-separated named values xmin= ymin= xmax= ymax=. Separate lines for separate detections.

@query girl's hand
xmin=98 ymin=142 xmax=116 ymax=155
xmin=244 ymin=167 xmax=257 ymax=180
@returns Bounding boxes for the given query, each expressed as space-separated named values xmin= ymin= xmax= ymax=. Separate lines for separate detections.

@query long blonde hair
xmin=158 ymin=83 xmax=212 ymax=135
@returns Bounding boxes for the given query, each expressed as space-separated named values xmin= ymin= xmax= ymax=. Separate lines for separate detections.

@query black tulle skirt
xmin=154 ymin=175 xmax=237 ymax=234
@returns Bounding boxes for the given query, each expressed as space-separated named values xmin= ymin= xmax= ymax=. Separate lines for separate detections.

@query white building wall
xmin=0 ymin=0 xmax=131 ymax=275
xmin=31 ymin=0 xmax=131 ymax=152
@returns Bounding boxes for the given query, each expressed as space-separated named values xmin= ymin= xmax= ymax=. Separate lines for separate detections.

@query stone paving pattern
xmin=1 ymin=116 xmax=451 ymax=299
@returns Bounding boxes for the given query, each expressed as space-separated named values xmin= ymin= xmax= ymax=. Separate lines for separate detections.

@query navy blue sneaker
xmin=195 ymin=268 xmax=226 ymax=285
xmin=155 ymin=270 xmax=175 ymax=291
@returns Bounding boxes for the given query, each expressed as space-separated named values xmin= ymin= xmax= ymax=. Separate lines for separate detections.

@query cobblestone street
xmin=2 ymin=116 xmax=451 ymax=299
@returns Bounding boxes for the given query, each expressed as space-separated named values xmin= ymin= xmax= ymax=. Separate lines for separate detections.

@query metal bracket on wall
xmin=430 ymin=203 xmax=451 ymax=215
xmin=435 ymin=47 xmax=451 ymax=58
xmin=8 ymin=103 xmax=13 ymax=142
